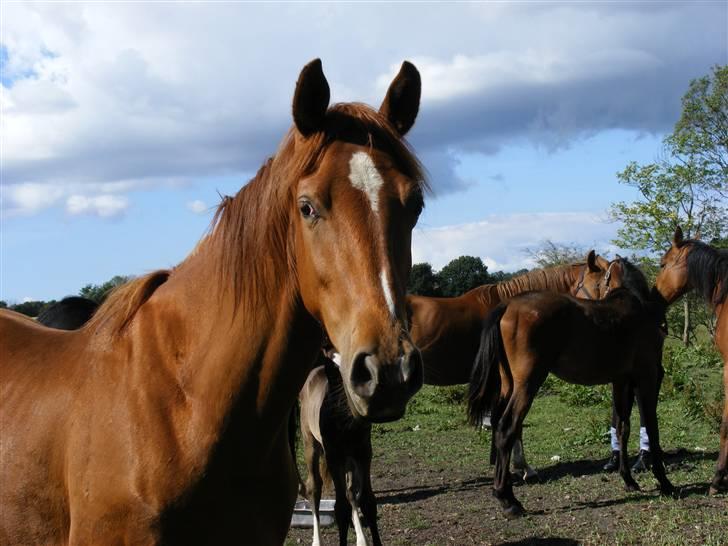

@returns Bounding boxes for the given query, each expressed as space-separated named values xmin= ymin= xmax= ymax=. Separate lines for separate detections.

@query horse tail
xmin=287 ymin=402 xmax=305 ymax=496
xmin=468 ymin=303 xmax=508 ymax=427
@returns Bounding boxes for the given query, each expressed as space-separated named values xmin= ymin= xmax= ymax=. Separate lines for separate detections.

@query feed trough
xmin=290 ymin=499 xmax=336 ymax=528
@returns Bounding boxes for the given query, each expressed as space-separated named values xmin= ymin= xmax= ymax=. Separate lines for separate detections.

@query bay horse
xmin=408 ymin=251 xmax=614 ymax=478
xmin=468 ymin=258 xmax=675 ymax=518
xmin=0 ymin=59 xmax=427 ymax=545
xmin=299 ymin=355 xmax=380 ymax=546
xmin=36 ymin=296 xmax=99 ymax=330
xmin=655 ymin=226 xmax=728 ymax=494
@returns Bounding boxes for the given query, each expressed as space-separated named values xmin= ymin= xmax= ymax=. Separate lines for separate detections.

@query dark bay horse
xmin=0 ymin=59 xmax=426 ymax=545
xmin=36 ymin=296 xmax=99 ymax=330
xmin=656 ymin=226 xmax=728 ymax=494
xmin=468 ymin=259 xmax=675 ymax=517
xmin=299 ymin=355 xmax=380 ymax=546
xmin=408 ymin=251 xmax=614 ymax=478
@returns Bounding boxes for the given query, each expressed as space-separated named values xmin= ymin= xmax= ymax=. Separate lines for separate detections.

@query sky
xmin=1 ymin=2 xmax=726 ymax=303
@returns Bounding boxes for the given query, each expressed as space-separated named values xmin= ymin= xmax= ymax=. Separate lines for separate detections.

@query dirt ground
xmin=285 ymin=390 xmax=727 ymax=546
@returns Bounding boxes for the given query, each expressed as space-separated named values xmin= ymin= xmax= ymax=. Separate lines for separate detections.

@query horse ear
xmin=292 ymin=59 xmax=330 ymax=137
xmin=587 ymin=250 xmax=600 ymax=272
xmin=673 ymin=226 xmax=684 ymax=246
xmin=596 ymin=255 xmax=610 ymax=271
xmin=379 ymin=61 xmax=421 ymax=136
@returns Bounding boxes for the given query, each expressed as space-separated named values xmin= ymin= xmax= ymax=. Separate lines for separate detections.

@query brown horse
xmin=0 ymin=59 xmax=426 ymax=545
xmin=655 ymin=226 xmax=728 ymax=494
xmin=408 ymin=251 xmax=614 ymax=478
xmin=299 ymin=355 xmax=380 ymax=546
xmin=468 ymin=258 xmax=675 ymax=517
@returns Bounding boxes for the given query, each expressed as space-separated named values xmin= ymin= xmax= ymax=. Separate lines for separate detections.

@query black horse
xmin=36 ymin=296 xmax=98 ymax=330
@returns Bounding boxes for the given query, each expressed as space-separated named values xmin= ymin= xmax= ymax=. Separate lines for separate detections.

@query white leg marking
xmin=312 ymin=511 xmax=322 ymax=546
xmin=332 ymin=352 xmax=342 ymax=367
xmin=348 ymin=151 xmax=384 ymax=213
xmin=351 ymin=504 xmax=369 ymax=546
xmin=380 ymin=270 xmax=395 ymax=317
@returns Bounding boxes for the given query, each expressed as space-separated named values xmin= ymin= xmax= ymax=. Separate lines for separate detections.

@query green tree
xmin=0 ymin=301 xmax=7 ymax=309
xmin=525 ymin=240 xmax=591 ymax=268
xmin=407 ymin=263 xmax=441 ymax=296
xmin=79 ymin=275 xmax=131 ymax=303
xmin=610 ymin=65 xmax=728 ymax=345
xmin=438 ymin=256 xmax=490 ymax=297
xmin=10 ymin=300 xmax=51 ymax=317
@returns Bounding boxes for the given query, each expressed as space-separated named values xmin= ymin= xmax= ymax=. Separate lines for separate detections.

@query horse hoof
xmin=709 ymin=482 xmax=727 ymax=496
xmin=660 ymin=485 xmax=678 ymax=498
xmin=624 ymin=482 xmax=641 ymax=493
xmin=504 ymin=503 xmax=525 ymax=519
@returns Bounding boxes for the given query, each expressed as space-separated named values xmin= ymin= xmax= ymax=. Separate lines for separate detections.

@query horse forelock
xmin=204 ymin=102 xmax=428 ymax=315
xmin=684 ymin=240 xmax=728 ymax=306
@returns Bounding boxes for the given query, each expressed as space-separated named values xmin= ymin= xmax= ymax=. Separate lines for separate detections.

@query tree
xmin=79 ymin=275 xmax=131 ymax=303
xmin=10 ymin=300 xmax=52 ymax=318
xmin=610 ymin=65 xmax=728 ymax=345
xmin=438 ymin=256 xmax=490 ymax=297
xmin=408 ymin=263 xmax=441 ymax=296
xmin=0 ymin=301 xmax=7 ymax=309
xmin=525 ymin=240 xmax=591 ymax=269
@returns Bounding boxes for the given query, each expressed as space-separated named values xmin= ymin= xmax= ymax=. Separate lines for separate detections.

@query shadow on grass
xmin=497 ymin=538 xmax=579 ymax=546
xmin=377 ymin=476 xmax=492 ymax=505
xmin=535 ymin=448 xmax=718 ymax=484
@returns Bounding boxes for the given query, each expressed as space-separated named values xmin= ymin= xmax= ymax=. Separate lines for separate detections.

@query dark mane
xmin=684 ymin=239 xmax=728 ymax=306
xmin=207 ymin=102 xmax=428 ymax=313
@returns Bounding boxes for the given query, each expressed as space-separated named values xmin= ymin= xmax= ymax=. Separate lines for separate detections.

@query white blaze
xmin=349 ymin=151 xmax=396 ymax=318
xmin=380 ymin=270 xmax=395 ymax=317
xmin=348 ymin=151 xmax=384 ymax=213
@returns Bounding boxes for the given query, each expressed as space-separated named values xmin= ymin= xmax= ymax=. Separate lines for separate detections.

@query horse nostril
xmin=350 ymin=352 xmax=377 ymax=398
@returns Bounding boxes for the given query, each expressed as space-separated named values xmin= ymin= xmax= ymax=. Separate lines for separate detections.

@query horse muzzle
xmin=346 ymin=347 xmax=423 ymax=423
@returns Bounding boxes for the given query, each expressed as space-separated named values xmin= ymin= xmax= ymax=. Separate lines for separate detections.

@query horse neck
xmin=493 ymin=265 xmax=576 ymax=301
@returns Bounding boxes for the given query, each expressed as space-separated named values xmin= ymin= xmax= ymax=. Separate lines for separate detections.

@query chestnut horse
xmin=0 ymin=59 xmax=426 ymax=545
xmin=656 ymin=226 xmax=728 ymax=494
xmin=468 ymin=259 xmax=675 ymax=517
xmin=408 ymin=251 xmax=614 ymax=478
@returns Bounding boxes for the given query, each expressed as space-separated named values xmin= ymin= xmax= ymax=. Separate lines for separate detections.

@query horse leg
xmin=345 ymin=457 xmax=369 ymax=546
xmin=638 ymin=374 xmax=676 ymax=496
xmin=305 ymin=439 xmax=324 ymax=546
xmin=613 ymin=381 xmax=640 ymax=492
xmin=358 ymin=456 xmax=381 ymax=546
xmin=710 ymin=359 xmax=728 ymax=495
xmin=332 ymin=464 xmax=353 ymax=546
xmin=493 ymin=384 xmax=538 ymax=517
xmin=511 ymin=432 xmax=538 ymax=482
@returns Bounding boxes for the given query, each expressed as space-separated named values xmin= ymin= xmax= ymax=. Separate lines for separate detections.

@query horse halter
xmin=602 ymin=261 xmax=617 ymax=296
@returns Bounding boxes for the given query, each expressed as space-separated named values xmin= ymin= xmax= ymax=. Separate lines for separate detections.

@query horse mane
xmin=84 ymin=270 xmax=171 ymax=334
xmin=491 ymin=263 xmax=580 ymax=300
xmin=206 ymin=102 xmax=427 ymax=313
xmin=684 ymin=239 xmax=728 ymax=306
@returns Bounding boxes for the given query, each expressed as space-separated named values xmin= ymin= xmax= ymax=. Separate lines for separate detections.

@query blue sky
xmin=1 ymin=2 xmax=726 ymax=302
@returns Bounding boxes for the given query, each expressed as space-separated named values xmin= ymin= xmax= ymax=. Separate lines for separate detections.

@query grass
xmin=287 ymin=370 xmax=726 ymax=546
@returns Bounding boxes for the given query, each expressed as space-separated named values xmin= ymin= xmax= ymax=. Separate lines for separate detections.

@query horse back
xmin=407 ymin=292 xmax=490 ymax=385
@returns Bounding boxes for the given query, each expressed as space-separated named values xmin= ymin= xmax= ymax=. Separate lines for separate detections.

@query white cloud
xmin=413 ymin=212 xmax=621 ymax=271
xmin=0 ymin=2 xmax=724 ymax=213
xmin=65 ymin=194 xmax=129 ymax=218
xmin=186 ymin=199 xmax=207 ymax=215
xmin=4 ymin=183 xmax=66 ymax=215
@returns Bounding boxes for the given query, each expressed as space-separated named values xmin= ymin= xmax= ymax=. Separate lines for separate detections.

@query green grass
xmin=288 ymin=372 xmax=726 ymax=546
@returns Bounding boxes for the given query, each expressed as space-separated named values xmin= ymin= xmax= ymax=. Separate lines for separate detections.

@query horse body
xmin=299 ymin=359 xmax=380 ymax=546
xmin=0 ymin=60 xmax=426 ymax=545
xmin=468 ymin=260 xmax=674 ymax=517
xmin=408 ymin=254 xmax=612 ymax=478
xmin=656 ymin=227 xmax=728 ymax=494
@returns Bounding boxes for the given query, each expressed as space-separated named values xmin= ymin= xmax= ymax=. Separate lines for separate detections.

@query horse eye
xmin=299 ymin=201 xmax=318 ymax=220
